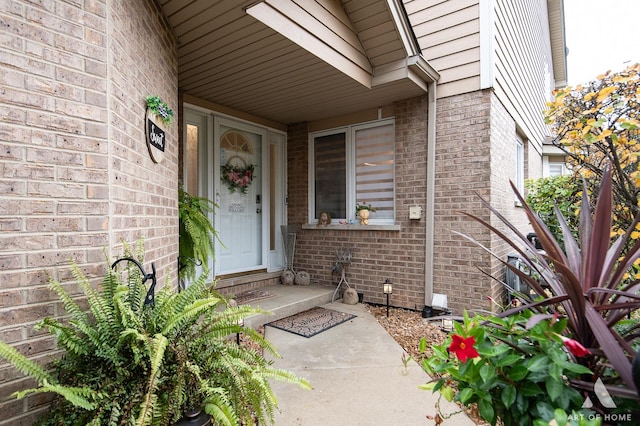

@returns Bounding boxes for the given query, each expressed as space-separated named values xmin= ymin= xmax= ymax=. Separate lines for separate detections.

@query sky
xmin=563 ymin=0 xmax=640 ymax=86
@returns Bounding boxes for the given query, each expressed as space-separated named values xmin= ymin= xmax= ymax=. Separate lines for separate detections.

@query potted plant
xmin=355 ymin=202 xmax=376 ymax=225
xmin=178 ymin=187 xmax=218 ymax=282
xmin=0 ymin=240 xmax=311 ymax=426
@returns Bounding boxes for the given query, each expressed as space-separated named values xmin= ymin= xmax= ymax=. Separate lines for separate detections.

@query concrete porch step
xmin=240 ymin=284 xmax=335 ymax=328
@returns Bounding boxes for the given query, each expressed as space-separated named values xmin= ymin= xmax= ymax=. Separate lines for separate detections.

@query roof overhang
xmin=548 ymin=0 xmax=568 ymax=87
xmin=163 ymin=0 xmax=439 ymax=125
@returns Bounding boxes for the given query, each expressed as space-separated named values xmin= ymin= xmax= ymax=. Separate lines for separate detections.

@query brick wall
xmin=0 ymin=1 xmax=178 ymax=423
xmin=432 ymin=91 xmax=494 ymax=313
xmin=432 ymin=90 xmax=537 ymax=313
xmin=288 ymin=96 xmax=429 ymax=310
xmin=487 ymin=92 xmax=539 ymax=305
xmin=286 ymin=90 xmax=540 ymax=315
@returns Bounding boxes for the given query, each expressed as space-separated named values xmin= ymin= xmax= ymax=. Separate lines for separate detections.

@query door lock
xmin=256 ymin=208 xmax=262 ymax=214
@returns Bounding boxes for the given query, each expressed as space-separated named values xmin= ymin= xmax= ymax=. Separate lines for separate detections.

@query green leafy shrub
xmin=421 ymin=310 xmax=594 ymax=425
xmin=456 ymin=167 xmax=640 ymax=413
xmin=525 ymin=174 xmax=582 ymax=247
xmin=0 ymin=241 xmax=310 ymax=425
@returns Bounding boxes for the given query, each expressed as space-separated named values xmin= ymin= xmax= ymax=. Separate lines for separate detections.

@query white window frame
xmin=308 ymin=118 xmax=396 ymax=224
xmin=515 ymin=136 xmax=525 ymax=205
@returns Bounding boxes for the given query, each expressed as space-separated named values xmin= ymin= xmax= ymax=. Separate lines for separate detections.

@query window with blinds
xmin=309 ymin=119 xmax=395 ymax=224
xmin=355 ymin=122 xmax=394 ymax=220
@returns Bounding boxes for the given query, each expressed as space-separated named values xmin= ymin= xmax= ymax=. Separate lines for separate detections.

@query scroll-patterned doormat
xmin=265 ymin=307 xmax=356 ymax=338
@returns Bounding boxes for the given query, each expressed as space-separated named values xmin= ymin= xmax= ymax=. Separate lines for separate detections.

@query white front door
xmin=183 ymin=106 xmax=287 ymax=280
xmin=215 ymin=118 xmax=267 ymax=275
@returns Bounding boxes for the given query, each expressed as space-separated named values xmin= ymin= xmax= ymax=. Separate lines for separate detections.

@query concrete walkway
xmin=262 ymin=300 xmax=475 ymax=426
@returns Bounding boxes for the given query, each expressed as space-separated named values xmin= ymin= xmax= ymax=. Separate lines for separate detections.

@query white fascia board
xmin=386 ymin=0 xmax=420 ymax=56
xmin=246 ymin=1 xmax=372 ymax=88
xmin=372 ymin=56 xmax=439 ymax=90
xmin=479 ymin=0 xmax=495 ymax=89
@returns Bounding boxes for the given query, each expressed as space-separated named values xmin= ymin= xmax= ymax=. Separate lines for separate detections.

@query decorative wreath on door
xmin=221 ymin=159 xmax=255 ymax=194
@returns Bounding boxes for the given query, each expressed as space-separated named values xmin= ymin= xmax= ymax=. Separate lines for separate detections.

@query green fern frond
xmin=136 ymin=333 xmax=168 ymax=426
xmin=204 ymin=392 xmax=238 ymax=426
xmin=113 ymin=285 xmax=143 ymax=331
xmin=36 ymin=318 xmax=89 ymax=356
xmin=161 ymin=298 xmax=220 ymax=336
xmin=190 ymin=364 xmax=237 ymax=426
xmin=13 ymin=380 xmax=98 ymax=410
xmin=178 ymin=188 xmax=219 ymax=280
xmin=135 ymin=393 xmax=158 ymax=426
xmin=71 ymin=263 xmax=119 ymax=346
xmin=47 ymin=276 xmax=89 ymax=326
xmin=165 ymin=273 xmax=211 ymax=315
xmin=0 ymin=341 xmax=54 ymax=384
xmin=2 ymin=240 xmax=311 ymax=426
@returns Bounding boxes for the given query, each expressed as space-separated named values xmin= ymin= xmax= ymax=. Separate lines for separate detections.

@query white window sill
xmin=301 ymin=223 xmax=401 ymax=231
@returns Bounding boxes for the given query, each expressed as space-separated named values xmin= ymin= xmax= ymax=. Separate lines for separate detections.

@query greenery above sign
xmin=145 ymin=95 xmax=174 ymax=126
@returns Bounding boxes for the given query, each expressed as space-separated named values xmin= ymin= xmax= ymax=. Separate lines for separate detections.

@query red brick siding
xmin=0 ymin=0 xmax=178 ymax=423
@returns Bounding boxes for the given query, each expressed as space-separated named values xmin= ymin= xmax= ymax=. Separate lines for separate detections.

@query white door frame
xmin=183 ymin=103 xmax=287 ymax=277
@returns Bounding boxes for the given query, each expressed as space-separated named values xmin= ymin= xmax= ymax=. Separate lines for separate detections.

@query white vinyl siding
xmin=403 ymin=0 xmax=481 ymax=98
xmin=491 ymin=0 xmax=555 ymax=152
xmin=405 ymin=0 xmax=556 ymax=151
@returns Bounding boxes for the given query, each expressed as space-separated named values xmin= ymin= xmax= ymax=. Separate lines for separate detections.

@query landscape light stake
xmin=383 ymin=279 xmax=392 ymax=317
xmin=237 ymin=317 xmax=244 ymax=345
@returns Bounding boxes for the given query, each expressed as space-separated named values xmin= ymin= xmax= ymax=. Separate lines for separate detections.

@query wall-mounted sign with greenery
xmin=145 ymin=95 xmax=174 ymax=163
xmin=145 ymin=95 xmax=174 ymax=126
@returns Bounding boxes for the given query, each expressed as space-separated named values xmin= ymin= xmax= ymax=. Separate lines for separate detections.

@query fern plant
xmin=0 ymin=241 xmax=311 ymax=425
xmin=178 ymin=187 xmax=219 ymax=281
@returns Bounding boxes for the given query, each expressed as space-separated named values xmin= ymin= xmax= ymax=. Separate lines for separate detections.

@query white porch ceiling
xmin=158 ymin=0 xmax=438 ymax=125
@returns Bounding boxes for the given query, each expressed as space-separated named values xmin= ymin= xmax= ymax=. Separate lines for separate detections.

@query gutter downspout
xmin=424 ymin=80 xmax=437 ymax=310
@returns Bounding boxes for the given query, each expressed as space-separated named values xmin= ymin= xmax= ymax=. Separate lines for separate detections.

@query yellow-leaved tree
xmin=544 ymin=64 xmax=640 ymax=241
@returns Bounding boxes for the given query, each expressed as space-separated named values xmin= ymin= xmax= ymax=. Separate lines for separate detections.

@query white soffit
xmin=246 ymin=0 xmax=373 ymax=88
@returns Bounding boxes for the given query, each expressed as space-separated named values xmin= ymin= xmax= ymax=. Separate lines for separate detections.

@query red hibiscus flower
xmin=558 ymin=335 xmax=591 ymax=357
xmin=448 ymin=334 xmax=479 ymax=362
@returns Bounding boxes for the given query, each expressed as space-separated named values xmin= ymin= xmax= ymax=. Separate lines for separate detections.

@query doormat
xmin=265 ymin=307 xmax=356 ymax=338
xmin=233 ymin=290 xmax=276 ymax=305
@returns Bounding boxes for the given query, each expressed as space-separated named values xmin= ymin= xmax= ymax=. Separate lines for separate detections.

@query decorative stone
xmin=281 ymin=270 xmax=295 ymax=285
xmin=342 ymin=288 xmax=359 ymax=305
xmin=294 ymin=270 xmax=310 ymax=286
